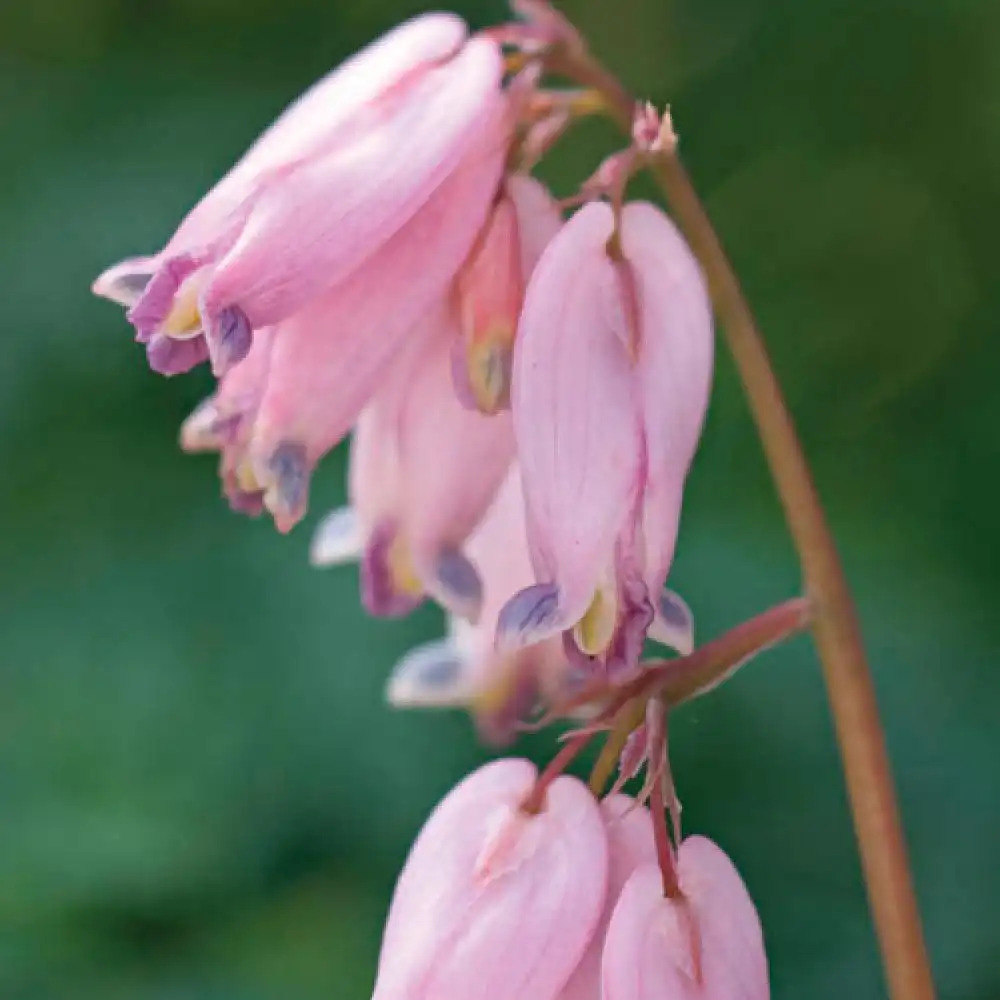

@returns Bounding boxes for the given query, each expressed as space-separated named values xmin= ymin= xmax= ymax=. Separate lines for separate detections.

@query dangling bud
xmin=602 ymin=837 xmax=769 ymax=1000
xmin=372 ymin=759 xmax=608 ymax=1000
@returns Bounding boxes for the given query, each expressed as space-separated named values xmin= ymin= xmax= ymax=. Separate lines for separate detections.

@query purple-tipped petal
xmin=206 ymin=304 xmax=253 ymax=376
xmin=430 ymin=549 xmax=484 ymax=622
xmin=386 ymin=637 xmax=471 ymax=708
xmin=145 ymin=333 xmax=209 ymax=376
xmin=648 ymin=588 xmax=695 ymax=654
xmin=496 ymin=582 xmax=567 ymax=651
xmin=92 ymin=256 xmax=157 ymax=307
xmin=360 ymin=520 xmax=426 ymax=618
xmin=309 ymin=506 xmax=363 ymax=567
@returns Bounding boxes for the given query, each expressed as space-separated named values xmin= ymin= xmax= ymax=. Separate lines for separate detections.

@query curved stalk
xmin=553 ymin=44 xmax=936 ymax=1000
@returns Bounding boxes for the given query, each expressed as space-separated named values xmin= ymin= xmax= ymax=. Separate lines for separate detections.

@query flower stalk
xmin=552 ymin=39 xmax=936 ymax=1000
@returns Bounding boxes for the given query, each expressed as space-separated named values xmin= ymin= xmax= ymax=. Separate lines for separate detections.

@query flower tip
xmin=309 ymin=506 xmax=363 ymax=566
xmin=207 ymin=305 xmax=253 ymax=377
xmin=495 ymin=583 xmax=566 ymax=651
xmin=179 ymin=397 xmax=224 ymax=453
xmin=386 ymin=637 xmax=470 ymax=708
xmin=649 ymin=588 xmax=695 ymax=655
xmin=260 ymin=440 xmax=309 ymax=534
xmin=92 ymin=258 xmax=154 ymax=307
xmin=429 ymin=549 xmax=484 ymax=622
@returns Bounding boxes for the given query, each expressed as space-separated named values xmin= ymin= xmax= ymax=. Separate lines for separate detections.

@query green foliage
xmin=0 ymin=0 xmax=997 ymax=996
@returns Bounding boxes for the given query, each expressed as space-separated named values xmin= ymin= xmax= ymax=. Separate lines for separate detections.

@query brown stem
xmin=552 ymin=43 xmax=936 ymax=1000
xmin=649 ymin=749 xmax=681 ymax=898
xmin=521 ymin=728 xmax=593 ymax=814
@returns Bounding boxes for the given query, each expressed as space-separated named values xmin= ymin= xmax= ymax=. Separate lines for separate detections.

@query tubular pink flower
xmin=372 ymin=758 xmax=608 ymax=1000
xmin=384 ymin=469 xmax=568 ymax=744
xmin=454 ymin=173 xmax=563 ymax=414
xmin=93 ymin=13 xmax=507 ymax=377
xmin=556 ymin=795 xmax=658 ymax=1000
xmin=497 ymin=201 xmax=712 ymax=677
xmin=205 ymin=120 xmax=506 ymax=534
xmin=345 ymin=303 xmax=515 ymax=619
xmin=602 ymin=837 xmax=769 ymax=1000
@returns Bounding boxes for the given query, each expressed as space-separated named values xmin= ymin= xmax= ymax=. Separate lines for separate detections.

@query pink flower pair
xmin=372 ymin=759 xmax=769 ymax=1000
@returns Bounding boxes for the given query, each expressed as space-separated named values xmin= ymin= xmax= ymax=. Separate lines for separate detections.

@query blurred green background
xmin=1 ymin=0 xmax=997 ymax=996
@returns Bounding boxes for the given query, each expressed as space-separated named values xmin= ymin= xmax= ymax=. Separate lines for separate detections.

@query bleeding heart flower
xmin=94 ymin=13 xmax=507 ymax=378
xmin=372 ymin=758 xmax=608 ymax=1000
xmin=497 ymin=201 xmax=712 ymax=678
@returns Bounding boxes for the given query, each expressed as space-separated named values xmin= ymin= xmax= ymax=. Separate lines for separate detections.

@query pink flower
xmin=383 ymin=469 xmax=569 ymax=744
xmin=93 ymin=13 xmax=507 ymax=378
xmin=497 ymin=201 xmax=712 ymax=677
xmin=453 ymin=174 xmax=563 ymax=414
xmin=372 ymin=758 xmax=608 ymax=1000
xmin=310 ymin=301 xmax=514 ymax=614
xmin=556 ymin=795 xmax=658 ymax=1000
xmin=602 ymin=836 xmax=769 ymax=1000
xmin=180 ymin=123 xmax=508 ymax=533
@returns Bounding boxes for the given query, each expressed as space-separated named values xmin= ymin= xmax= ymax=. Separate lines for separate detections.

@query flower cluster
xmin=95 ymin=3 xmax=779 ymax=997
xmin=371 ymin=760 xmax=767 ymax=1000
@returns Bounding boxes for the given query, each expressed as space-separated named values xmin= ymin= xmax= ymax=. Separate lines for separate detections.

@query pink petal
xmin=602 ymin=838 xmax=768 ymax=1000
xmin=200 ymin=36 xmax=506 ymax=330
xmin=557 ymin=795 xmax=658 ymax=1000
xmin=241 ymin=119 xmax=506 ymax=532
xmin=453 ymin=173 xmax=562 ymax=414
xmin=502 ymin=201 xmax=643 ymax=645
xmin=165 ymin=13 xmax=471 ymax=259
xmin=397 ymin=312 xmax=515 ymax=613
xmin=619 ymin=203 xmax=713 ymax=598
xmin=373 ymin=759 xmax=609 ymax=1000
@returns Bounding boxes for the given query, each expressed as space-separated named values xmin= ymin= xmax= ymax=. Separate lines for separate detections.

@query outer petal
xmin=166 ymin=14 xmax=471 ymax=258
xmin=242 ymin=119 xmax=506 ymax=532
xmin=454 ymin=173 xmax=562 ymax=414
xmin=602 ymin=839 xmax=768 ymax=1000
xmin=620 ymin=203 xmax=713 ymax=599
xmin=557 ymin=796 xmax=657 ymax=1000
xmin=201 ymin=36 xmax=506 ymax=330
xmin=373 ymin=759 xmax=608 ymax=1000
xmin=397 ymin=310 xmax=515 ymax=615
xmin=502 ymin=202 xmax=643 ymax=646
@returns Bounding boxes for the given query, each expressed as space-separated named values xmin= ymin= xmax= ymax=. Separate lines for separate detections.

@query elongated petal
xmin=454 ymin=173 xmax=562 ymax=414
xmin=201 ymin=37 xmax=506 ymax=330
xmin=557 ymin=796 xmax=657 ymax=1000
xmin=503 ymin=202 xmax=643 ymax=645
xmin=602 ymin=839 xmax=768 ymax=1000
xmin=620 ymin=203 xmax=713 ymax=598
xmin=242 ymin=123 xmax=506 ymax=532
xmin=373 ymin=759 xmax=608 ymax=1000
xmin=397 ymin=311 xmax=515 ymax=614
xmin=165 ymin=14 xmax=471 ymax=259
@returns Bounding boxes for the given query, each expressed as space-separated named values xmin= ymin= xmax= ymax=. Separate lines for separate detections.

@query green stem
xmin=555 ymin=45 xmax=936 ymax=1000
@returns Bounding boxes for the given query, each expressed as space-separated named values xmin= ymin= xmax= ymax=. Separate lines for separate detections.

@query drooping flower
xmin=453 ymin=173 xmax=563 ymax=414
xmin=602 ymin=837 xmax=769 ymax=1000
xmin=383 ymin=469 xmax=570 ymax=744
xmin=556 ymin=795 xmax=658 ymax=1000
xmin=311 ymin=301 xmax=514 ymax=616
xmin=179 ymin=121 xmax=508 ymax=533
xmin=497 ymin=201 xmax=713 ymax=677
xmin=371 ymin=758 xmax=608 ymax=1000
xmin=94 ymin=13 xmax=507 ymax=378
